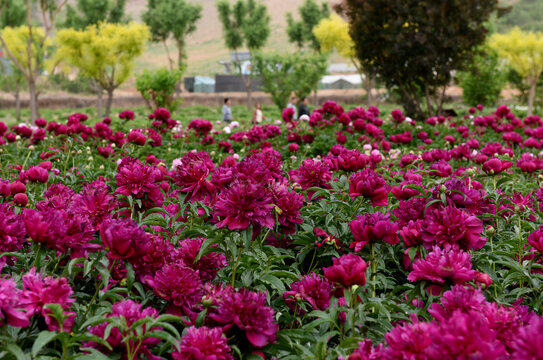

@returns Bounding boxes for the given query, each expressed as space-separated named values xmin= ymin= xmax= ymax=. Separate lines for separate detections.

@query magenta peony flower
xmin=172 ymin=326 xmax=233 ymax=360
xmin=0 ymin=204 xmax=26 ymax=255
xmin=347 ymin=339 xmax=384 ymax=360
xmin=512 ymin=316 xmax=543 ymax=360
xmin=270 ymin=183 xmax=304 ymax=234
xmin=349 ymin=169 xmax=389 ymax=207
xmin=527 ymin=227 xmax=543 ymax=253
xmin=23 ymin=208 xmax=98 ymax=257
xmin=69 ymin=181 xmax=118 ymax=228
xmin=115 ymin=157 xmax=164 ymax=209
xmin=422 ymin=205 xmax=485 ymax=250
xmin=0 ymin=276 xmax=29 ymax=327
xmin=482 ymin=158 xmax=513 ymax=174
xmin=425 ymin=310 xmax=507 ymax=359
xmin=213 ymin=181 xmax=275 ymax=231
xmin=428 ymin=285 xmax=487 ymax=323
xmin=127 ymin=129 xmax=146 ymax=145
xmin=174 ymin=237 xmax=226 ymax=282
xmin=100 ymin=218 xmax=149 ymax=260
xmin=349 ymin=212 xmax=399 ymax=252
xmin=149 ymin=263 xmax=203 ymax=313
xmin=407 ymin=246 xmax=477 ymax=295
xmin=289 ymin=159 xmax=332 ymax=190
xmin=282 ymin=107 xmax=295 ymax=123
xmin=283 ymin=273 xmax=334 ymax=311
xmin=382 ymin=314 xmax=434 ymax=358
xmin=35 ymin=183 xmax=75 ymax=211
xmin=188 ymin=118 xmax=213 ymax=136
xmin=25 ymin=166 xmax=49 ymax=183
xmin=209 ymin=287 xmax=278 ymax=348
xmin=20 ymin=268 xmax=75 ymax=331
xmin=399 ymin=220 xmax=424 ymax=248
xmin=323 ymin=253 xmax=368 ymax=287
xmin=172 ymin=151 xmax=215 ymax=203
xmin=86 ymin=299 xmax=161 ymax=359
xmin=119 ymin=110 xmax=135 ymax=120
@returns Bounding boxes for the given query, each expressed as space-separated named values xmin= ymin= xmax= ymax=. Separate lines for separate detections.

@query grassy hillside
xmin=126 ymin=0 xmax=337 ymax=76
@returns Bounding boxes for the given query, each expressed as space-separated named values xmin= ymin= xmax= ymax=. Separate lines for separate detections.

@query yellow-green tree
xmin=490 ymin=27 xmax=543 ymax=116
xmin=55 ymin=22 xmax=149 ymax=117
xmin=0 ymin=0 xmax=68 ymax=120
xmin=313 ymin=13 xmax=374 ymax=105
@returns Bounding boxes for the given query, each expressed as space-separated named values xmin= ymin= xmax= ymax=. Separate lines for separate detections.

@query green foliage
xmin=0 ymin=0 xmax=26 ymax=28
xmin=48 ymin=72 xmax=94 ymax=94
xmin=497 ymin=0 xmax=543 ymax=32
xmin=286 ymin=0 xmax=330 ymax=51
xmin=338 ymin=0 xmax=500 ymax=117
xmin=216 ymin=0 xmax=270 ymax=52
xmin=457 ymin=47 xmax=504 ymax=106
xmin=58 ymin=0 xmax=127 ymax=30
xmin=135 ymin=67 xmax=183 ymax=112
xmin=142 ymin=0 xmax=202 ymax=69
xmin=253 ymin=52 xmax=328 ymax=111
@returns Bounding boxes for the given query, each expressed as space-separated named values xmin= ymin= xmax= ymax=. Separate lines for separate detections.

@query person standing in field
xmin=252 ymin=103 xmax=265 ymax=125
xmin=298 ymin=97 xmax=310 ymax=118
xmin=222 ymin=98 xmax=233 ymax=123
xmin=286 ymin=96 xmax=298 ymax=120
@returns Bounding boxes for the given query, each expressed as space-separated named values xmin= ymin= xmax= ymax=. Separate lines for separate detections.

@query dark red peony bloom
xmin=100 ymin=218 xmax=149 ymax=260
xmin=69 ymin=181 xmax=118 ymax=228
xmin=349 ymin=169 xmax=389 ymax=207
xmin=0 ymin=275 xmax=29 ymax=327
xmin=174 ymin=237 xmax=226 ymax=282
xmin=527 ymin=227 xmax=543 ymax=253
xmin=172 ymin=151 xmax=215 ymax=203
xmin=115 ymin=157 xmax=164 ymax=209
xmin=127 ymin=129 xmax=146 ymax=145
xmin=213 ymin=181 xmax=275 ymax=231
xmin=270 ymin=183 xmax=303 ymax=234
xmin=209 ymin=287 xmax=278 ymax=348
xmin=172 ymin=326 xmax=233 ymax=360
xmin=289 ymin=159 xmax=332 ymax=190
xmin=86 ymin=299 xmax=161 ymax=359
xmin=323 ymin=253 xmax=368 ymax=287
xmin=148 ymin=262 xmax=203 ymax=315
xmin=25 ymin=166 xmax=49 ymax=183
xmin=349 ymin=212 xmax=399 ymax=252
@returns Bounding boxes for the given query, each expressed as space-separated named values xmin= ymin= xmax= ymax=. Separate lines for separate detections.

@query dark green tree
xmin=253 ymin=52 xmax=328 ymax=111
xmin=217 ymin=0 xmax=270 ymax=110
xmin=0 ymin=0 xmax=26 ymax=28
xmin=58 ymin=0 xmax=127 ymax=30
xmin=286 ymin=0 xmax=330 ymax=52
xmin=142 ymin=0 xmax=202 ymax=71
xmin=337 ymin=0 xmax=502 ymax=117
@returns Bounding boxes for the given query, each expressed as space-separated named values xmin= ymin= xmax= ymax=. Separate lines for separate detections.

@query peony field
xmin=0 ymin=103 xmax=543 ymax=359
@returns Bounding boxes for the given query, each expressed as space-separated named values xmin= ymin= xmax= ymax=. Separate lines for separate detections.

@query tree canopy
xmin=59 ymin=0 xmax=127 ymax=30
xmin=490 ymin=27 xmax=543 ymax=115
xmin=142 ymin=0 xmax=202 ymax=70
xmin=286 ymin=0 xmax=330 ymax=51
xmin=55 ymin=22 xmax=149 ymax=116
xmin=337 ymin=0 xmax=501 ymax=117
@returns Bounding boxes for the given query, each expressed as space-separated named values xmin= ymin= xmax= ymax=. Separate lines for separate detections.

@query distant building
xmin=320 ymin=74 xmax=363 ymax=90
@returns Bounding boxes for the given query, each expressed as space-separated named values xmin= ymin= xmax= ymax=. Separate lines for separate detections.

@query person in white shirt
xmin=252 ymin=103 xmax=265 ymax=125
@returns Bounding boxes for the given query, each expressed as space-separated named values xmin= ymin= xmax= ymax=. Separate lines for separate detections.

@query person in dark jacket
xmin=298 ymin=97 xmax=310 ymax=118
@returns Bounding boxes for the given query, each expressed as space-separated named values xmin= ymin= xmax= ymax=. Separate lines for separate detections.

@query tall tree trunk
xmin=28 ymin=77 xmax=39 ymax=121
xmin=528 ymin=78 xmax=537 ymax=117
xmin=97 ymin=89 xmax=103 ymax=119
xmin=364 ymin=72 xmax=373 ymax=107
xmin=105 ymin=88 xmax=114 ymax=118
xmin=244 ymin=75 xmax=253 ymax=111
xmin=15 ymin=83 xmax=21 ymax=122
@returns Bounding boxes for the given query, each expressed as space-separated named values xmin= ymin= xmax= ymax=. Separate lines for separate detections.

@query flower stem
xmin=370 ymin=242 xmax=376 ymax=298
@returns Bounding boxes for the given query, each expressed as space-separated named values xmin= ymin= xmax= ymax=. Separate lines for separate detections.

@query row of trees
xmin=0 ymin=0 xmax=203 ymax=119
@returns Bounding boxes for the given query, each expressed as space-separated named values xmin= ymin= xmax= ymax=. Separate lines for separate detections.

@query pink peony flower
xmin=422 ymin=205 xmax=485 ymax=251
xmin=349 ymin=169 xmax=389 ymax=207
xmin=0 ymin=276 xmax=29 ymax=327
xmin=172 ymin=151 xmax=215 ymax=203
xmin=25 ymin=166 xmax=49 ymax=183
xmin=270 ymin=183 xmax=303 ymax=234
xmin=20 ymin=269 xmax=75 ymax=331
xmin=407 ymin=246 xmax=477 ymax=295
xmin=284 ymin=273 xmax=334 ymax=311
xmin=527 ymin=227 xmax=543 ymax=253
xmin=349 ymin=212 xmax=399 ymax=252
xmin=174 ymin=237 xmax=226 ymax=282
xmin=0 ymin=204 xmax=26 ymax=255
xmin=115 ymin=157 xmax=164 ymax=209
xmin=86 ymin=299 xmax=161 ymax=359
xmin=69 ymin=181 xmax=118 ymax=228
xmin=172 ymin=326 xmax=233 ymax=360
xmin=512 ymin=316 xmax=543 ymax=360
xmin=482 ymin=158 xmax=513 ymax=174
xmin=323 ymin=253 xmax=368 ymax=287
xmin=289 ymin=159 xmax=332 ymax=190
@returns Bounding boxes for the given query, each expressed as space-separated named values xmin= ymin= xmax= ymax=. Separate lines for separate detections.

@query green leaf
xmin=5 ymin=343 xmax=28 ymax=360
xmin=32 ymin=331 xmax=58 ymax=357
